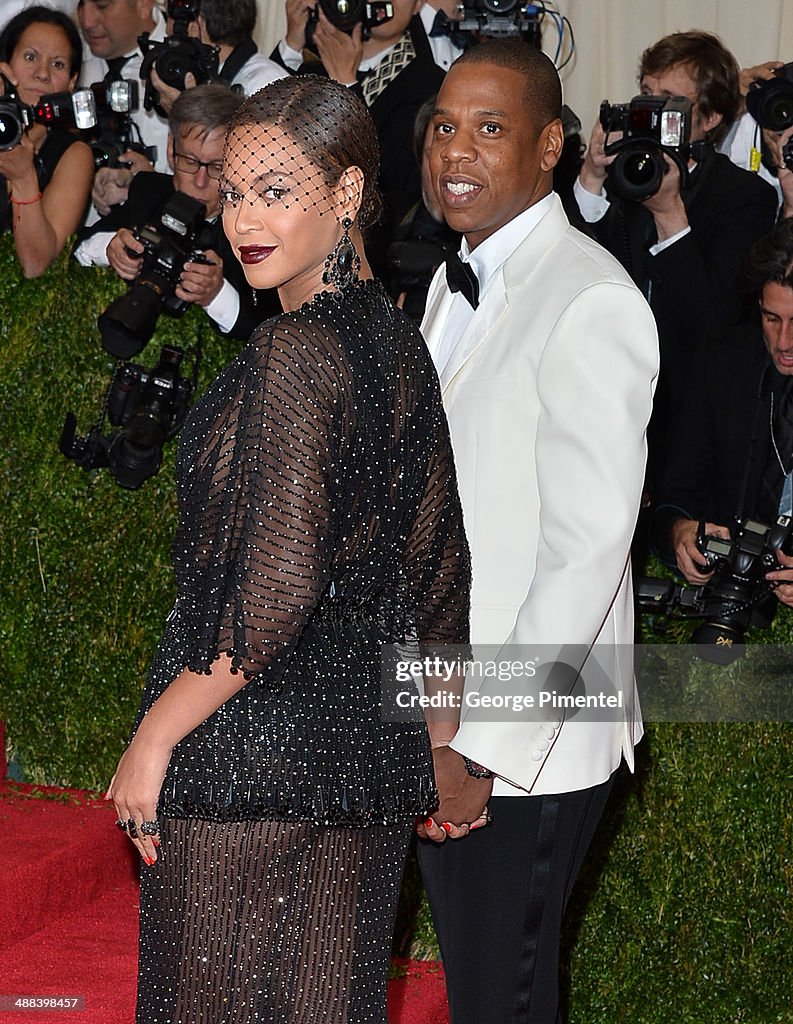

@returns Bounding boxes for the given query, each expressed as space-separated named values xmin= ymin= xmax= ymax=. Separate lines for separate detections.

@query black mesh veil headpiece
xmin=220 ymin=75 xmax=382 ymax=230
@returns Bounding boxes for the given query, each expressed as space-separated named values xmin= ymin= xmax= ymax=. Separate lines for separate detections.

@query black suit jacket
xmin=651 ymin=323 xmax=780 ymax=563
xmin=592 ymin=150 xmax=778 ymax=479
xmin=74 ymin=172 xmax=279 ymax=340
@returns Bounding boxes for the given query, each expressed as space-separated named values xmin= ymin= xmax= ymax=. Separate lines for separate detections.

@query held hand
xmin=579 ymin=120 xmax=618 ymax=195
xmin=314 ymin=14 xmax=363 ymax=85
xmin=176 ymin=249 xmax=223 ymax=307
xmin=671 ymin=518 xmax=730 ymax=584
xmin=285 ymin=0 xmax=312 ymax=52
xmin=739 ymin=60 xmax=784 ymax=96
xmin=416 ymin=746 xmax=492 ymax=844
xmin=92 ymin=166 xmax=135 ymax=216
xmin=762 ymin=125 xmax=793 ymax=218
xmin=766 ymin=548 xmax=793 ymax=606
xmin=107 ymin=227 xmax=144 ymax=280
xmin=150 ymin=67 xmax=196 ymax=115
xmin=641 ymin=153 xmax=688 ymax=238
xmin=0 ymin=129 xmax=37 ymax=186
xmin=106 ymin=734 xmax=172 ymax=866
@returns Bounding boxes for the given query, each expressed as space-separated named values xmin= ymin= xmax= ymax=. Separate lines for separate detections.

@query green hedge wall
xmin=1 ymin=235 xmax=791 ymax=1021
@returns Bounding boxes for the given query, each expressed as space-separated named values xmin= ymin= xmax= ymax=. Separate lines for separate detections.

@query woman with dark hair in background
xmin=107 ymin=74 xmax=470 ymax=1023
xmin=0 ymin=5 xmax=93 ymax=277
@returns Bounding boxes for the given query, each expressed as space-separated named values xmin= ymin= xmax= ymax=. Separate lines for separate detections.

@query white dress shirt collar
xmin=461 ymin=191 xmax=556 ymax=302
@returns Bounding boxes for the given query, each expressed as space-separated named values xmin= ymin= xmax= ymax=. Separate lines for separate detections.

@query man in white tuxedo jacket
xmin=415 ymin=41 xmax=659 ymax=1024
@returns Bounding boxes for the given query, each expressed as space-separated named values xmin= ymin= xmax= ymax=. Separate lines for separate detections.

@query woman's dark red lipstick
xmin=239 ymin=245 xmax=275 ymax=264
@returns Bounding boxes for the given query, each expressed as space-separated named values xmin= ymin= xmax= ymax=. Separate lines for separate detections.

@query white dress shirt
xmin=432 ymin=192 xmax=556 ymax=378
xmin=225 ymin=51 xmax=289 ymax=94
xmin=78 ymin=5 xmax=170 ymax=176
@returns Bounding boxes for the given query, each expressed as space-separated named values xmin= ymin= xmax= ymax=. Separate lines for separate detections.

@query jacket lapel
xmin=435 ymin=195 xmax=570 ymax=393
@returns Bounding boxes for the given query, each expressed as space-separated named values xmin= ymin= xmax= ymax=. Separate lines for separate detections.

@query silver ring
xmin=140 ymin=820 xmax=160 ymax=836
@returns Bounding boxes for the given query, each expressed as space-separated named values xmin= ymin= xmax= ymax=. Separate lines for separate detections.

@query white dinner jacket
xmin=421 ymin=194 xmax=659 ymax=795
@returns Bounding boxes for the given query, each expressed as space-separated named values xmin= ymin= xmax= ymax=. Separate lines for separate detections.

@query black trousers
xmin=416 ymin=775 xmax=613 ymax=1024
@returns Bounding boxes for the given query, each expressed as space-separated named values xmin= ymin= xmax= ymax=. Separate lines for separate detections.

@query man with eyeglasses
xmin=74 ymin=85 xmax=276 ymax=340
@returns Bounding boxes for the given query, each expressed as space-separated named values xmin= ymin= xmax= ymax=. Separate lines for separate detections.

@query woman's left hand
xmin=106 ymin=735 xmax=173 ymax=866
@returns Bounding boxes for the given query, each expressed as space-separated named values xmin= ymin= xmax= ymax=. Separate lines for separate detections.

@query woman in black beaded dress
xmin=107 ymin=75 xmax=470 ymax=1024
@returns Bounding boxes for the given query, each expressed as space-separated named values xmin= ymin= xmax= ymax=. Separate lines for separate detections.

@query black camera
xmin=638 ymin=516 xmax=793 ymax=663
xmin=139 ymin=0 xmax=219 ymax=117
xmin=74 ymin=79 xmax=158 ymax=170
xmin=599 ymin=95 xmax=700 ymax=202
xmin=746 ymin=62 xmax=793 ymax=133
xmin=60 ymin=345 xmax=195 ymax=489
xmin=98 ymin=191 xmax=212 ymax=360
xmin=306 ymin=0 xmax=394 ymax=45
xmin=457 ymin=0 xmax=541 ymax=42
xmin=0 ymin=74 xmax=113 ymax=150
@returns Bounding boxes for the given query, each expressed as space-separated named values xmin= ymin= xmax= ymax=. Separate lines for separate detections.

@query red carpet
xmin=0 ymin=780 xmax=449 ymax=1024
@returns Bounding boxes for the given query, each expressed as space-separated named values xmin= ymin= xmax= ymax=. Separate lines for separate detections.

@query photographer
xmin=574 ymin=31 xmax=778 ymax=481
xmin=0 ymin=6 xmax=93 ymax=278
xmin=652 ymin=218 xmax=793 ymax=609
xmin=74 ymin=85 xmax=274 ymax=341
xmin=721 ymin=61 xmax=793 ymax=220
xmin=78 ymin=0 xmax=171 ymax=216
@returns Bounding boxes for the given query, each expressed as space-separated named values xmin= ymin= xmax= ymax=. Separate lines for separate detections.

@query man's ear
xmin=699 ymin=108 xmax=722 ymax=137
xmin=138 ymin=0 xmax=156 ymax=24
xmin=166 ymin=133 xmax=175 ymax=171
xmin=539 ymin=119 xmax=564 ymax=173
xmin=335 ymin=165 xmax=365 ymax=221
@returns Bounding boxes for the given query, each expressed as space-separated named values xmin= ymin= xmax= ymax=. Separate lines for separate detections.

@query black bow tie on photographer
xmin=429 ymin=9 xmax=468 ymax=49
xmin=104 ymin=55 xmax=130 ymax=83
xmin=445 ymin=252 xmax=479 ymax=309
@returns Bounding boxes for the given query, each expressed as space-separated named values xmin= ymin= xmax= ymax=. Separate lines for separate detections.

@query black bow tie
xmin=429 ymin=9 xmax=468 ymax=49
xmin=104 ymin=55 xmax=130 ymax=83
xmin=445 ymin=252 xmax=479 ymax=309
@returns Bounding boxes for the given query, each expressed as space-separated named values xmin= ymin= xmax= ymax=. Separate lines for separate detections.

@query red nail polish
xmin=152 ymin=838 xmax=160 ymax=847
xmin=424 ymin=817 xmax=435 ymax=828
xmin=441 ymin=822 xmax=452 ymax=833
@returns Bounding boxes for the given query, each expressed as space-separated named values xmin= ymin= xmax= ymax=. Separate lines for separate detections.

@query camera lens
xmin=609 ymin=147 xmax=665 ymax=202
xmin=107 ymin=434 xmax=163 ymax=490
xmin=156 ymin=48 xmax=194 ymax=88
xmin=747 ymin=78 xmax=793 ymax=132
xmin=482 ymin=0 xmax=519 ymax=12
xmin=765 ymin=93 xmax=793 ymax=133
xmin=99 ymin=283 xmax=164 ymax=359
xmin=317 ymin=0 xmax=367 ymax=31
xmin=0 ymin=106 xmax=23 ymax=151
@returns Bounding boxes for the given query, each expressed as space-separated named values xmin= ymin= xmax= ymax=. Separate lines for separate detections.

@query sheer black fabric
xmin=138 ymin=817 xmax=413 ymax=1024
xmin=134 ymin=278 xmax=470 ymax=827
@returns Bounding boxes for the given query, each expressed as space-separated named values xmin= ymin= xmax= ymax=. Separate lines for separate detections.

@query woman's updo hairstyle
xmin=226 ymin=75 xmax=382 ymax=230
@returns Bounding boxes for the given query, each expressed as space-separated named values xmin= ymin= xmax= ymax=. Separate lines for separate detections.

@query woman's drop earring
xmin=322 ymin=216 xmax=360 ymax=292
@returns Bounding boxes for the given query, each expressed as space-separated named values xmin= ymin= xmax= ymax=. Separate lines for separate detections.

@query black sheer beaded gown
xmin=133 ymin=277 xmax=470 ymax=1024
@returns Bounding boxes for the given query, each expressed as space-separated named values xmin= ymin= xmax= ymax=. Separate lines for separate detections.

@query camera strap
xmin=218 ymin=37 xmax=258 ymax=86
